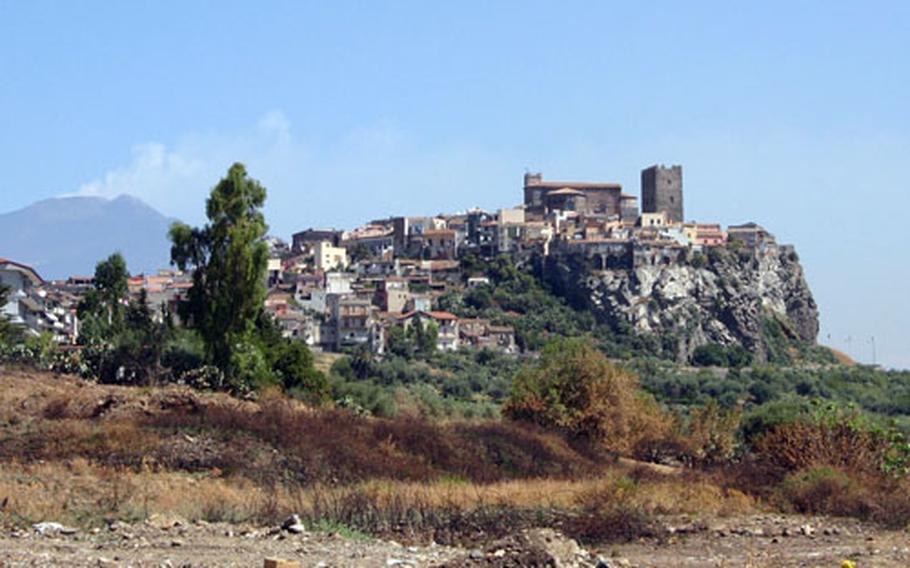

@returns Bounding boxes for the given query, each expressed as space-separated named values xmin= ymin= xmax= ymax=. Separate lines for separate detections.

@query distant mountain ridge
xmin=0 ymin=195 xmax=177 ymax=280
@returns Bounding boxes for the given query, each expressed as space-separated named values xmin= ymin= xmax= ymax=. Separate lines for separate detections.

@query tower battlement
xmin=641 ymin=165 xmax=683 ymax=223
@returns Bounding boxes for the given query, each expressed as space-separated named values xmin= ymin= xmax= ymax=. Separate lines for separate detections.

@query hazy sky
xmin=1 ymin=2 xmax=908 ymax=368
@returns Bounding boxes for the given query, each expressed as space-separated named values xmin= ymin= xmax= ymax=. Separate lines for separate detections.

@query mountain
xmin=0 ymin=195 xmax=177 ymax=280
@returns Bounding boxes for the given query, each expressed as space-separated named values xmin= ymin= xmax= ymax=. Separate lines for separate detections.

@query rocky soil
xmin=2 ymin=514 xmax=907 ymax=567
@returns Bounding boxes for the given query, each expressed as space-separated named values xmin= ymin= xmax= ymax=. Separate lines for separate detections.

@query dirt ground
xmin=1 ymin=514 xmax=908 ymax=568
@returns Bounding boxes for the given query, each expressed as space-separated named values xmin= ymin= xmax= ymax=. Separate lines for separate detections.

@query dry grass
xmin=312 ymin=351 xmax=344 ymax=375
xmin=6 ymin=366 xmax=907 ymax=544
xmin=828 ymin=347 xmax=856 ymax=366
xmin=0 ymin=368 xmax=605 ymax=484
xmin=0 ymin=458 xmax=755 ymax=540
xmin=0 ymin=459 xmax=262 ymax=526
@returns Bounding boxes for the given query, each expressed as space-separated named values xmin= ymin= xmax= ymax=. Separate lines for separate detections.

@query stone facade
xmin=641 ymin=165 xmax=684 ymax=223
xmin=292 ymin=228 xmax=342 ymax=252
xmin=523 ymin=173 xmax=623 ymax=218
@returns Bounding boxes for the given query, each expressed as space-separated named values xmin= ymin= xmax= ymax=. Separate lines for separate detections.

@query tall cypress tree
xmin=169 ymin=163 xmax=269 ymax=376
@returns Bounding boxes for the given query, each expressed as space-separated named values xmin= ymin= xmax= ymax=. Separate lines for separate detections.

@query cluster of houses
xmin=1 ymin=165 xmax=784 ymax=354
xmin=0 ymin=258 xmax=81 ymax=344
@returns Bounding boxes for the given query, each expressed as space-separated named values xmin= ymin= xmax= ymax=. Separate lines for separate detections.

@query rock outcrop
xmin=543 ymin=244 xmax=819 ymax=362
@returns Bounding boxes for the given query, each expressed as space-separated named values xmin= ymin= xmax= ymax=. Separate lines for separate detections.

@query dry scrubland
xmin=0 ymin=365 xmax=752 ymax=542
xmin=1 ymin=365 xmax=909 ymax=563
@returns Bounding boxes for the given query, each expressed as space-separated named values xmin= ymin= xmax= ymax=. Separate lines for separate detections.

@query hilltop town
xmin=1 ymin=164 xmax=809 ymax=361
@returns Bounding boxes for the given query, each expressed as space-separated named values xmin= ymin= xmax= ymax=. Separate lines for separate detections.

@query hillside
xmin=542 ymin=245 xmax=821 ymax=363
xmin=0 ymin=195 xmax=175 ymax=279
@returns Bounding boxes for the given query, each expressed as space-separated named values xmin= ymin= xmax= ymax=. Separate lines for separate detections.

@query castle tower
xmin=641 ymin=165 xmax=683 ymax=223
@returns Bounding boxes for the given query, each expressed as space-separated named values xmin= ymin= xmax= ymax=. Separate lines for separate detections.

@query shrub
xmin=565 ymin=476 xmax=660 ymax=543
xmin=503 ymin=338 xmax=662 ymax=455
xmin=777 ymin=466 xmax=910 ymax=527
xmin=753 ymin=411 xmax=892 ymax=476
xmin=739 ymin=398 xmax=811 ymax=447
xmin=691 ymin=343 xmax=752 ymax=368
xmin=628 ymin=394 xmax=682 ymax=463
xmin=270 ymin=340 xmax=329 ymax=404
xmin=779 ymin=466 xmax=866 ymax=516
xmin=679 ymin=400 xmax=742 ymax=466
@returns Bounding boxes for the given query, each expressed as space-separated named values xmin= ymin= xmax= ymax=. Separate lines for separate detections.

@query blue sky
xmin=1 ymin=1 xmax=908 ymax=368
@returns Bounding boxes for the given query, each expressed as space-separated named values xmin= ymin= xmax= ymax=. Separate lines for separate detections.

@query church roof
xmin=546 ymin=188 xmax=586 ymax=197
xmin=526 ymin=181 xmax=622 ymax=190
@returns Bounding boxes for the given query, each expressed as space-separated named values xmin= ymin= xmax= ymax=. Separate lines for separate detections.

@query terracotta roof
xmin=525 ymin=181 xmax=622 ymax=190
xmin=427 ymin=260 xmax=460 ymax=271
xmin=546 ymin=187 xmax=586 ymax=197
xmin=564 ymin=238 xmax=630 ymax=245
xmin=277 ymin=312 xmax=309 ymax=321
xmin=416 ymin=229 xmax=456 ymax=238
xmin=0 ymin=258 xmax=44 ymax=285
xmin=424 ymin=311 xmax=458 ymax=321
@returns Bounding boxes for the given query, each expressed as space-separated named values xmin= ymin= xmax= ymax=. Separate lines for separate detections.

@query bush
xmin=777 ymin=466 xmax=910 ymax=527
xmin=503 ymin=338 xmax=665 ymax=454
xmin=149 ymin=402 xmax=603 ymax=484
xmin=752 ymin=405 xmax=906 ymax=477
xmin=270 ymin=341 xmax=329 ymax=404
xmin=691 ymin=343 xmax=752 ymax=368
xmin=739 ymin=398 xmax=811 ymax=447
xmin=678 ymin=400 xmax=742 ymax=466
xmin=566 ymin=476 xmax=660 ymax=543
xmin=779 ymin=466 xmax=866 ymax=516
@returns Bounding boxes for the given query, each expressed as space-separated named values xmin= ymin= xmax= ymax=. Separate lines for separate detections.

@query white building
xmin=0 ymin=259 xmax=77 ymax=342
xmin=0 ymin=258 xmax=44 ymax=331
xmin=314 ymin=241 xmax=349 ymax=271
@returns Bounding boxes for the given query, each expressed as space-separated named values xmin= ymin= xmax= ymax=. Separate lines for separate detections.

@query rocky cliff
xmin=542 ymin=245 xmax=820 ymax=363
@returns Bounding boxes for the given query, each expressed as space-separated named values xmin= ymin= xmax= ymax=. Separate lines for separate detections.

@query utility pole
xmin=871 ymin=336 xmax=876 ymax=366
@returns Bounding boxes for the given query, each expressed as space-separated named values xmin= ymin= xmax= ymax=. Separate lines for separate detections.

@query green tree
xmin=94 ymin=252 xmax=129 ymax=324
xmin=464 ymin=286 xmax=494 ymax=310
xmin=691 ymin=343 xmax=753 ymax=368
xmin=414 ymin=320 xmax=439 ymax=356
xmin=691 ymin=343 xmax=729 ymax=367
xmin=77 ymin=255 xmax=172 ymax=385
xmin=122 ymin=288 xmax=172 ymax=383
xmin=169 ymin=163 xmax=270 ymax=378
xmin=271 ymin=340 xmax=329 ymax=404
xmin=169 ymin=164 xmax=323 ymax=398
xmin=385 ymin=324 xmax=414 ymax=358
xmin=78 ymin=253 xmax=130 ymax=344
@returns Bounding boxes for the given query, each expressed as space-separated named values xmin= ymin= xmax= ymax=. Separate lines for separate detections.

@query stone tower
xmin=641 ymin=165 xmax=683 ymax=223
